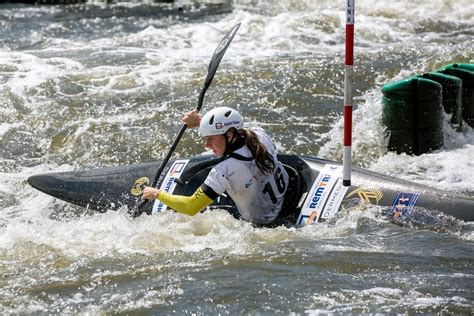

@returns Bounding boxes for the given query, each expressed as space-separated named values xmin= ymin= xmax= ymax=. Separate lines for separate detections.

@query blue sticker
xmin=386 ymin=192 xmax=419 ymax=219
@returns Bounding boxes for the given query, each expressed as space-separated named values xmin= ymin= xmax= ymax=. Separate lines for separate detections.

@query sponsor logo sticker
xmin=347 ymin=186 xmax=383 ymax=204
xmin=386 ymin=192 xmax=419 ymax=219
xmin=297 ymin=164 xmax=344 ymax=226
xmin=152 ymin=159 xmax=190 ymax=213
xmin=224 ymin=120 xmax=240 ymax=126
xmin=320 ymin=179 xmax=349 ymax=221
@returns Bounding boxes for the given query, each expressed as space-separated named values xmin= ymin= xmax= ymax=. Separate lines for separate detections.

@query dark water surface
xmin=1 ymin=0 xmax=473 ymax=314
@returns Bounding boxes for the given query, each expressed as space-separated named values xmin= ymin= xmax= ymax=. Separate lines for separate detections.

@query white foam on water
xmin=0 ymin=204 xmax=265 ymax=259
xmin=2 ymin=0 xmax=472 ymax=111
xmin=0 ymin=122 xmax=24 ymax=138
xmin=0 ymin=51 xmax=83 ymax=100
xmin=318 ymin=91 xmax=387 ymax=168
xmin=307 ymin=286 xmax=472 ymax=314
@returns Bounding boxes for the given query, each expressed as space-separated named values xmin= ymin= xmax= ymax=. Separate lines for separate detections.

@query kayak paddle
xmin=129 ymin=23 xmax=241 ymax=218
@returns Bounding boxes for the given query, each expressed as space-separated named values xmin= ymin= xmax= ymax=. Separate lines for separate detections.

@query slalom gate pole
xmin=343 ymin=0 xmax=355 ymax=187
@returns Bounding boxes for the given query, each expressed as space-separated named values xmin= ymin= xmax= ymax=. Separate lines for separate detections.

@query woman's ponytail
xmin=236 ymin=129 xmax=274 ymax=173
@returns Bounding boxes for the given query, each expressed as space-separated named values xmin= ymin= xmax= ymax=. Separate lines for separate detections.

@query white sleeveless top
xmin=204 ymin=128 xmax=288 ymax=224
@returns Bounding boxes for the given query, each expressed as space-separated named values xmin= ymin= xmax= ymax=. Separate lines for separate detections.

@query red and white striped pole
xmin=343 ymin=0 xmax=355 ymax=187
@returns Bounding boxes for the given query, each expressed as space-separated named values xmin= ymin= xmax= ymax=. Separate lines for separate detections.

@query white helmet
xmin=199 ymin=107 xmax=244 ymax=137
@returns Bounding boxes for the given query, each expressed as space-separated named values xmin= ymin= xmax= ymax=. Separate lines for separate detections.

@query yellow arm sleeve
xmin=157 ymin=187 xmax=213 ymax=216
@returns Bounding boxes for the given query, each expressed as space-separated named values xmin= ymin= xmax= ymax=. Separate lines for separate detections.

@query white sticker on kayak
xmin=319 ymin=178 xmax=349 ymax=221
xmin=296 ymin=164 xmax=345 ymax=226
xmin=152 ymin=159 xmax=190 ymax=213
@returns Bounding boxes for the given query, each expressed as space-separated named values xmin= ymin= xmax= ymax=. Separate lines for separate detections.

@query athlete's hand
xmin=181 ymin=110 xmax=201 ymax=128
xmin=142 ymin=187 xmax=161 ymax=200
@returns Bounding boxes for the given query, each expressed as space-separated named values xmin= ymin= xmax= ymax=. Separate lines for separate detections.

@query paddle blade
xmin=202 ymin=23 xmax=241 ymax=93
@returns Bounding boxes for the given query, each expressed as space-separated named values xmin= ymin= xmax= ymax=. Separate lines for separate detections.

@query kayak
xmin=27 ymin=154 xmax=474 ymax=225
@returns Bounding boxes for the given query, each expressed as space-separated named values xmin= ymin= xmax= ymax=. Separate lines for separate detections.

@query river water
xmin=1 ymin=0 xmax=473 ymax=314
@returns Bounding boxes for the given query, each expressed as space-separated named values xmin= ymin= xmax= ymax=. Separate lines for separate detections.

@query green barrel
xmin=417 ymin=72 xmax=463 ymax=126
xmin=443 ymin=63 xmax=474 ymax=72
xmin=438 ymin=64 xmax=474 ymax=127
xmin=382 ymin=77 xmax=443 ymax=155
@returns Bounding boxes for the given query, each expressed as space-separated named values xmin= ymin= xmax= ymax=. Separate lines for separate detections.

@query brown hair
xmin=233 ymin=128 xmax=275 ymax=173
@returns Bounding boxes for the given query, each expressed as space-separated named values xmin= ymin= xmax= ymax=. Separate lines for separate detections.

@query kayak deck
xmin=27 ymin=154 xmax=474 ymax=223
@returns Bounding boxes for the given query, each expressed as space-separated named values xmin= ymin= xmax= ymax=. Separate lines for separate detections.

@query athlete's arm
xmin=156 ymin=186 xmax=214 ymax=216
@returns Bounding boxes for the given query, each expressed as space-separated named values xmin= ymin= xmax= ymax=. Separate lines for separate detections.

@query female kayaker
xmin=141 ymin=106 xmax=289 ymax=225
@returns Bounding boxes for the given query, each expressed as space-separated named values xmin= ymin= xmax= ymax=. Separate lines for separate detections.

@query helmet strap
xmin=223 ymin=129 xmax=245 ymax=156
xmin=223 ymin=133 xmax=230 ymax=156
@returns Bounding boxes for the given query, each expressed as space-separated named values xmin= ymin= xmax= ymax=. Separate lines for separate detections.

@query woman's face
xmin=204 ymin=132 xmax=232 ymax=156
xmin=204 ymin=135 xmax=226 ymax=156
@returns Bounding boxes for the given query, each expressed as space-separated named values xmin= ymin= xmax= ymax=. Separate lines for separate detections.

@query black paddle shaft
xmin=130 ymin=23 xmax=241 ymax=218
